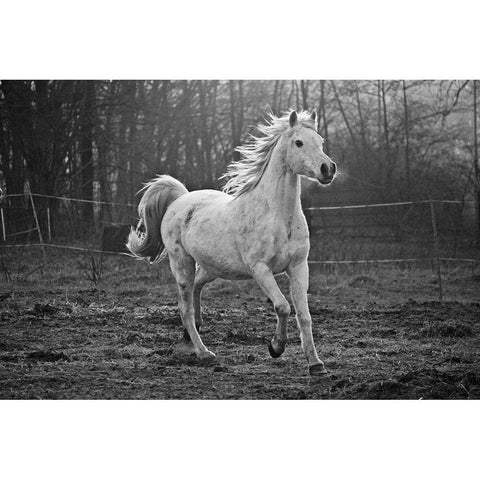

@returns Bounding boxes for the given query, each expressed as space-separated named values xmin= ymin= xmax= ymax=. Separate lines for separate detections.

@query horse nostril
xmin=331 ymin=162 xmax=337 ymax=175
xmin=320 ymin=163 xmax=328 ymax=177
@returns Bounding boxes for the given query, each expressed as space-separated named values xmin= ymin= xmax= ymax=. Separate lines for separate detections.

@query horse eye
xmin=295 ymin=140 xmax=303 ymax=147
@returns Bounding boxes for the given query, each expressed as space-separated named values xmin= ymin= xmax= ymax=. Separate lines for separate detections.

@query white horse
xmin=127 ymin=110 xmax=337 ymax=375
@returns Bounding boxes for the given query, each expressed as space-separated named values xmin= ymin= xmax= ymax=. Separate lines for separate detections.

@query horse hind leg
xmin=169 ymin=252 xmax=216 ymax=361
xmin=191 ymin=266 xmax=216 ymax=337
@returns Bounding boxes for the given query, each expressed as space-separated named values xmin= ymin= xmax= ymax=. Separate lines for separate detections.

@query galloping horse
xmin=127 ymin=110 xmax=337 ymax=375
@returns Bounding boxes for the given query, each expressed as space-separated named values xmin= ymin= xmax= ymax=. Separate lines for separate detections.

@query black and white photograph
xmin=1 ymin=1 xmax=478 ymax=479
xmin=0 ymin=79 xmax=479 ymax=400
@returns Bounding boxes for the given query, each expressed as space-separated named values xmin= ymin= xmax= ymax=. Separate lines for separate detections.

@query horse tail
xmin=127 ymin=175 xmax=188 ymax=263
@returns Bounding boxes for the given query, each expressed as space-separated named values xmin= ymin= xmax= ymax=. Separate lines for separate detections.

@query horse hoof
xmin=309 ymin=363 xmax=328 ymax=376
xmin=268 ymin=340 xmax=285 ymax=359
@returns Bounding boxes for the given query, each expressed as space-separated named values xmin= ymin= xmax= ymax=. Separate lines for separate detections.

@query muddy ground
xmin=0 ymin=252 xmax=479 ymax=399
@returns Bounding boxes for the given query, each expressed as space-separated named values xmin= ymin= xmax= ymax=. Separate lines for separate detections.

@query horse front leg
xmin=251 ymin=263 xmax=290 ymax=358
xmin=287 ymin=260 xmax=327 ymax=376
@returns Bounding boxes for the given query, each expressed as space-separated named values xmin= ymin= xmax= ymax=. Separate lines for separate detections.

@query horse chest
xmin=241 ymin=224 xmax=307 ymax=273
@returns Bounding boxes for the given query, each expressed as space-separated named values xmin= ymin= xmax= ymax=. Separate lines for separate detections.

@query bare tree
xmin=80 ymin=80 xmax=95 ymax=222
xmin=402 ymin=80 xmax=411 ymax=199
xmin=300 ymin=80 xmax=309 ymax=110
xmin=318 ymin=80 xmax=330 ymax=155
xmin=474 ymin=79 xmax=480 ymax=240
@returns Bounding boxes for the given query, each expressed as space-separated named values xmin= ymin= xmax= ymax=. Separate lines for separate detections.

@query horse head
xmin=283 ymin=110 xmax=337 ymax=185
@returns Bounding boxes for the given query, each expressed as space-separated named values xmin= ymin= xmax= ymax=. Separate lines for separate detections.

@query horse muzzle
xmin=318 ymin=161 xmax=337 ymax=185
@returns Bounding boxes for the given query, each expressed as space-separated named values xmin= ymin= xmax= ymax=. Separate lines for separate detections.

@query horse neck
xmin=251 ymin=145 xmax=301 ymax=223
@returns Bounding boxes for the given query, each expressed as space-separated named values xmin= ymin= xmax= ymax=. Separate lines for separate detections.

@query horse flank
xmin=221 ymin=110 xmax=317 ymax=197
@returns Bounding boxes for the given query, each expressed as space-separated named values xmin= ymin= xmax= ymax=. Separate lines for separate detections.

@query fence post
xmin=28 ymin=189 xmax=48 ymax=265
xmin=1 ymin=208 xmax=5 ymax=242
xmin=429 ymin=198 xmax=443 ymax=301
xmin=47 ymin=207 xmax=52 ymax=241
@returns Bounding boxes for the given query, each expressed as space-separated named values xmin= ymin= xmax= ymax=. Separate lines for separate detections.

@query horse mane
xmin=221 ymin=110 xmax=317 ymax=197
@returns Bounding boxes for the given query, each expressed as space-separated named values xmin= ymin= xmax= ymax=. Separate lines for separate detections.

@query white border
xmin=1 ymin=401 xmax=478 ymax=479
xmin=1 ymin=1 xmax=478 ymax=478
xmin=1 ymin=0 xmax=480 ymax=79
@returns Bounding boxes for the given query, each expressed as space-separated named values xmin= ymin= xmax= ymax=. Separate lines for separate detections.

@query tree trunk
xmin=237 ymin=81 xmax=244 ymax=145
xmin=403 ymin=80 xmax=411 ymax=200
xmin=272 ymin=80 xmax=280 ymax=115
xmin=155 ymin=80 xmax=172 ymax=173
xmin=354 ymin=81 xmax=368 ymax=156
xmin=229 ymin=81 xmax=243 ymax=163
xmin=96 ymin=81 xmax=116 ymax=223
xmin=319 ymin=80 xmax=330 ymax=155
xmin=381 ymin=80 xmax=393 ymax=197
xmin=80 ymin=80 xmax=95 ymax=223
xmin=117 ymin=81 xmax=136 ymax=210
xmin=0 ymin=81 xmax=26 ymax=202
xmin=331 ymin=81 xmax=358 ymax=151
xmin=287 ymin=80 xmax=295 ymax=109
xmin=300 ymin=80 xmax=309 ymax=110
xmin=474 ymin=79 xmax=480 ymax=241
xmin=181 ymin=81 xmax=195 ymax=188
xmin=198 ymin=81 xmax=213 ymax=187
xmin=126 ymin=82 xmax=138 ymax=203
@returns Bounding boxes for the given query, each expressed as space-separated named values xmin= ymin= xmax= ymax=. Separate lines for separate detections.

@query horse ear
xmin=289 ymin=110 xmax=298 ymax=128
xmin=310 ymin=110 xmax=317 ymax=122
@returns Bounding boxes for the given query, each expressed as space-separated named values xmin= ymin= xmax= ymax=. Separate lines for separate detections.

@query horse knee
xmin=177 ymin=280 xmax=191 ymax=292
xmin=274 ymin=301 xmax=291 ymax=317
xmin=296 ymin=313 xmax=312 ymax=328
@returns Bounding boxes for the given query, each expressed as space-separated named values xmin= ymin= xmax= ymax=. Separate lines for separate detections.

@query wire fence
xmin=0 ymin=192 xmax=479 ymax=297
xmin=0 ymin=192 xmax=136 ymax=247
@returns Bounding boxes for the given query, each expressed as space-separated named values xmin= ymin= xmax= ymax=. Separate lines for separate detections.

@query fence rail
xmin=2 ymin=192 xmax=477 ymax=209
xmin=0 ymin=193 xmax=478 ymax=275
xmin=2 ymin=192 xmax=136 ymax=207
xmin=304 ymin=199 xmax=477 ymax=211
xmin=1 ymin=242 xmax=479 ymax=264
xmin=1 ymin=193 xmax=479 ymax=300
xmin=0 ymin=242 xmax=130 ymax=256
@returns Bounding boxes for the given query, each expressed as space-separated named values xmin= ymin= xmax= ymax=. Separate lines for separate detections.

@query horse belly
xmin=191 ymin=241 xmax=251 ymax=279
xmin=269 ymin=253 xmax=291 ymax=274
xmin=182 ymin=211 xmax=251 ymax=279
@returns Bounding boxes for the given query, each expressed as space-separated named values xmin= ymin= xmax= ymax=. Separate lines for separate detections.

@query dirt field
xmin=0 ymin=250 xmax=479 ymax=399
